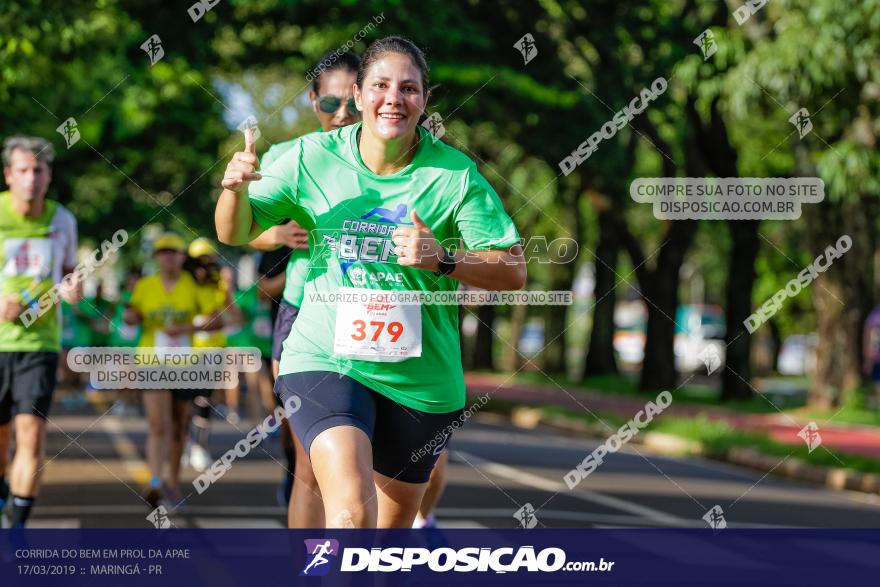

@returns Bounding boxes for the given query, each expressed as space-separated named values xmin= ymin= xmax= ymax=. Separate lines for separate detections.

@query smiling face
xmin=354 ymin=52 xmax=428 ymax=142
xmin=309 ymin=69 xmax=360 ymax=132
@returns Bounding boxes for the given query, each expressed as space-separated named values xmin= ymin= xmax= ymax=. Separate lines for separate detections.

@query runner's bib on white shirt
xmin=154 ymin=331 xmax=192 ymax=362
xmin=2 ymin=238 xmax=53 ymax=279
xmin=333 ymin=287 xmax=421 ymax=362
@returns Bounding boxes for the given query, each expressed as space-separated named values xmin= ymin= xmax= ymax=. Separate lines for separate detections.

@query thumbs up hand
xmin=221 ymin=127 xmax=262 ymax=192
xmin=392 ymin=210 xmax=443 ymax=271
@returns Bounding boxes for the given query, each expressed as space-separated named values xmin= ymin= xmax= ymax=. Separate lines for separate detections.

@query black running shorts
xmin=275 ymin=371 xmax=462 ymax=484
xmin=0 ymin=351 xmax=59 ymax=424
xmin=272 ymin=300 xmax=299 ymax=362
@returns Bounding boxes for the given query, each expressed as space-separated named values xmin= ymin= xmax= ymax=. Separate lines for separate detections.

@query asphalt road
xmin=21 ymin=395 xmax=880 ymax=529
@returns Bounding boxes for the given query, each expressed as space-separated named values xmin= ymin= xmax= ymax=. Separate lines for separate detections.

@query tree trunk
xmin=544 ymin=263 xmax=574 ymax=375
xmin=721 ymin=220 xmax=759 ymax=401
xmin=472 ymin=305 xmax=496 ymax=371
xmin=505 ymin=304 xmax=528 ymax=372
xmin=584 ymin=208 xmax=620 ymax=377
xmin=459 ymin=305 xmax=470 ymax=367
xmin=808 ymin=197 xmax=876 ymax=407
xmin=638 ymin=220 xmax=698 ymax=391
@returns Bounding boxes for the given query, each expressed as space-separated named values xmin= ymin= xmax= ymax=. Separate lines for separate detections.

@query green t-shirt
xmin=80 ymin=296 xmax=113 ymax=346
xmin=261 ymin=136 xmax=317 ymax=308
xmin=0 ymin=191 xmax=78 ymax=352
xmin=61 ymin=300 xmax=92 ymax=348
xmin=109 ymin=291 xmax=141 ymax=347
xmin=248 ymin=123 xmax=519 ymax=413
xmin=227 ymin=284 xmax=273 ymax=358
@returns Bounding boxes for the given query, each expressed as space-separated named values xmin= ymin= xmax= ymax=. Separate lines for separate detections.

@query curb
xmin=490 ymin=402 xmax=880 ymax=498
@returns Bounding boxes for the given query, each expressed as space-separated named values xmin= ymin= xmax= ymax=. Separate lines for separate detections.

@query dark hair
xmin=312 ymin=51 xmax=361 ymax=94
xmin=183 ymin=255 xmax=219 ymax=286
xmin=356 ymin=36 xmax=429 ymax=96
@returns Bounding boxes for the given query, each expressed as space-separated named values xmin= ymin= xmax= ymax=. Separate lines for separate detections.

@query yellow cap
xmin=188 ymin=237 xmax=218 ymax=259
xmin=153 ymin=233 xmax=185 ymax=253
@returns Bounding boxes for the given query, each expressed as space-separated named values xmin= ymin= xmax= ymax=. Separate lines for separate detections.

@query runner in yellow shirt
xmin=124 ymin=233 xmax=217 ymax=509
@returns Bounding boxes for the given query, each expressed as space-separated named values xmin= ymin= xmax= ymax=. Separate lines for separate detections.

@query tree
xmin=728 ymin=0 xmax=880 ymax=407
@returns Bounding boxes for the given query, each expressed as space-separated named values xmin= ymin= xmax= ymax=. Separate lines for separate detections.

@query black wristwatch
xmin=434 ymin=249 xmax=457 ymax=276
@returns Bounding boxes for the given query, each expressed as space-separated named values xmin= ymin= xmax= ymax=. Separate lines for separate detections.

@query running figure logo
xmin=140 ymin=34 xmax=165 ymax=66
xmin=300 ymin=539 xmax=340 ymax=576
xmin=789 ymin=108 xmax=813 ymax=139
xmin=56 ymin=117 xmax=80 ymax=148
xmin=697 ymin=345 xmax=721 ymax=375
xmin=146 ymin=505 xmax=173 ymax=529
xmin=514 ymin=503 xmax=539 ymax=529
xmin=694 ymin=29 xmax=717 ymax=60
xmin=702 ymin=505 xmax=727 ymax=531
xmin=514 ymin=33 xmax=538 ymax=65
xmin=421 ymin=112 xmax=446 ymax=141
xmin=797 ymin=422 xmax=822 ymax=452
xmin=360 ymin=204 xmax=413 ymax=225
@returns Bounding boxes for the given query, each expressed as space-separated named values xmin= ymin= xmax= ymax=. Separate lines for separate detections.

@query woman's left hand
xmin=392 ymin=211 xmax=443 ymax=271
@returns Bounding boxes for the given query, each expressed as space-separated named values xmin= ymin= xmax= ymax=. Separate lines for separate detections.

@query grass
xmin=797 ymin=404 xmax=880 ymax=428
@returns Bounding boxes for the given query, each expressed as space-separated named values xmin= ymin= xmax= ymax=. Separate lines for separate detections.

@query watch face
xmin=434 ymin=250 xmax=455 ymax=276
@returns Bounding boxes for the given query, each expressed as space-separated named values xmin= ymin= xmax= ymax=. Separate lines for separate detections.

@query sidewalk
xmin=465 ymin=373 xmax=880 ymax=460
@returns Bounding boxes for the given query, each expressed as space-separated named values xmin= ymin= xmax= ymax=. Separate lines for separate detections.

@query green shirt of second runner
xmin=248 ymin=123 xmax=519 ymax=413
xmin=261 ymin=133 xmax=319 ymax=308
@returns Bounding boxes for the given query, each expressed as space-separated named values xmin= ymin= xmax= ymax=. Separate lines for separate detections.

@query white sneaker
xmin=189 ymin=443 xmax=212 ymax=472
xmin=181 ymin=442 xmax=191 ymax=468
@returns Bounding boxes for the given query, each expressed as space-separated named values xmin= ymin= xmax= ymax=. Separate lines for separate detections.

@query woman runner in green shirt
xmin=216 ymin=36 xmax=525 ymax=528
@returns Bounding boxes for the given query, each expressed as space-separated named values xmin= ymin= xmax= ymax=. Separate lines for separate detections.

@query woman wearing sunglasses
xmin=218 ymin=36 xmax=525 ymax=528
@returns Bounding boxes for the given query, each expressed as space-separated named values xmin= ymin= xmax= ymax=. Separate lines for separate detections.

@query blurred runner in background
xmin=109 ymin=268 xmax=142 ymax=417
xmin=124 ymin=232 xmax=216 ymax=509
xmin=0 ymin=135 xmax=81 ymax=528
xmin=223 ymin=265 xmax=275 ymax=428
xmin=185 ymin=237 xmax=241 ymax=473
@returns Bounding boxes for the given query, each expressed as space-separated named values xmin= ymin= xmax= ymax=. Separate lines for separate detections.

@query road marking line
xmin=434 ymin=507 xmax=807 ymax=528
xmin=452 ymin=449 xmax=687 ymax=526
xmin=435 ymin=520 xmax=487 ymax=529
xmin=30 ymin=505 xmax=285 ymax=515
xmin=26 ymin=518 xmax=81 ymax=528
xmin=100 ymin=417 xmax=152 ymax=486
xmin=194 ymin=518 xmax=285 ymax=529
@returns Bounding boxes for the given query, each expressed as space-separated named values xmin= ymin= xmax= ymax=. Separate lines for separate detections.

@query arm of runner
xmin=249 ymin=220 xmax=309 ymax=251
xmin=124 ymin=278 xmax=144 ymax=325
xmin=122 ymin=306 xmax=141 ymax=325
xmin=256 ymin=272 xmax=286 ymax=300
xmin=217 ymin=128 xmax=302 ymax=246
xmin=217 ymin=127 xmax=264 ymax=245
xmin=59 ymin=212 xmax=83 ymax=304
xmin=59 ymin=265 xmax=84 ymax=305
xmin=194 ymin=311 xmax=225 ymax=332
xmin=393 ymin=211 xmax=525 ymax=290
xmin=216 ymin=287 xmax=244 ymax=329
xmin=0 ymin=294 xmax=24 ymax=322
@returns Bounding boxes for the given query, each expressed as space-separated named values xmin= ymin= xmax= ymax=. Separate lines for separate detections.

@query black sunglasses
xmin=317 ymin=95 xmax=358 ymax=116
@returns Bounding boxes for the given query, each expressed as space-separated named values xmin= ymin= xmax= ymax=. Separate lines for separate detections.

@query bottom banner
xmin=1 ymin=529 xmax=878 ymax=585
